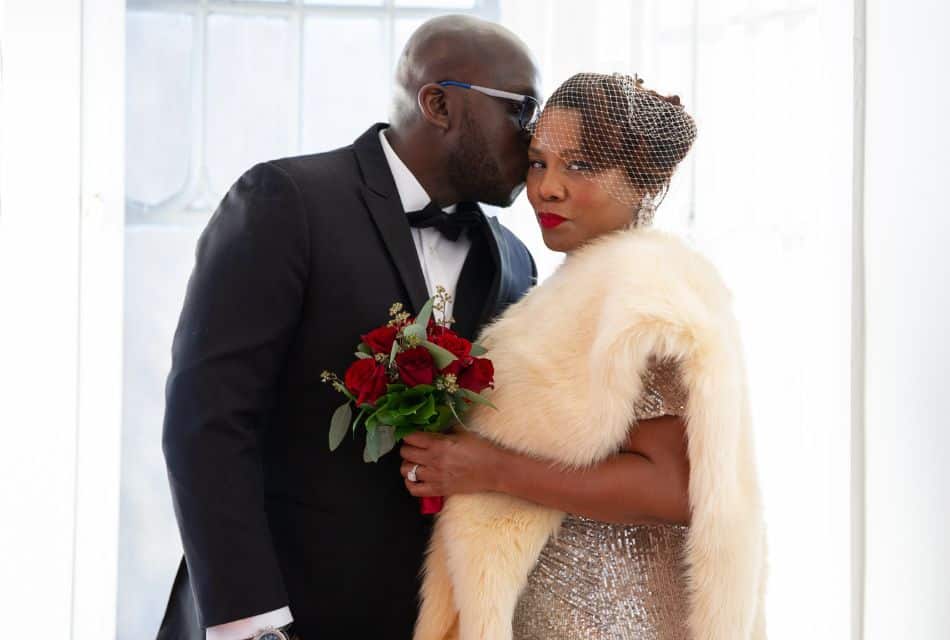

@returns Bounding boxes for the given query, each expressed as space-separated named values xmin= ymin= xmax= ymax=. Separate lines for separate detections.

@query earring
xmin=635 ymin=193 xmax=655 ymax=228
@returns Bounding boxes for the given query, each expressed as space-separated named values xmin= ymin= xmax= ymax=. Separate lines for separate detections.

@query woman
xmin=400 ymin=73 xmax=767 ymax=640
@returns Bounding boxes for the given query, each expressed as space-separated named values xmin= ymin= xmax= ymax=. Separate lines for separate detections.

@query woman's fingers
xmin=399 ymin=444 xmax=429 ymax=466
xmin=405 ymin=477 xmax=442 ymax=497
xmin=399 ymin=440 xmax=442 ymax=466
xmin=402 ymin=431 xmax=446 ymax=448
xmin=399 ymin=432 xmax=459 ymax=496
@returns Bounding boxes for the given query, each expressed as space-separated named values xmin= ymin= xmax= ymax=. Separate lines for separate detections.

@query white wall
xmin=119 ymin=226 xmax=200 ymax=638
xmin=863 ymin=0 xmax=950 ymax=636
xmin=0 ymin=1 xmax=123 ymax=636
xmin=0 ymin=2 xmax=83 ymax=634
xmin=683 ymin=3 xmax=856 ymax=635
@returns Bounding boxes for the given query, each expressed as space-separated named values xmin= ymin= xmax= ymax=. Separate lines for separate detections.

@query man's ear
xmin=417 ymin=83 xmax=452 ymax=131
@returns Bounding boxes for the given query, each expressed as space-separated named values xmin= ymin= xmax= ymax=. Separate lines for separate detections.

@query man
xmin=157 ymin=14 xmax=541 ymax=640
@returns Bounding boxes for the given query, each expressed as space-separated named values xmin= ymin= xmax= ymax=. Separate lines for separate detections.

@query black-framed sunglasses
xmin=438 ymin=80 xmax=541 ymax=131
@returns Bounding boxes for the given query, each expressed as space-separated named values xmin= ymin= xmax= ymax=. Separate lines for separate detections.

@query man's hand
xmin=398 ymin=430 xmax=506 ymax=497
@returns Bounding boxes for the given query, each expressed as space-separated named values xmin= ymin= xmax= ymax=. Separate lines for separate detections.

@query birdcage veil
xmin=529 ymin=72 xmax=697 ymax=227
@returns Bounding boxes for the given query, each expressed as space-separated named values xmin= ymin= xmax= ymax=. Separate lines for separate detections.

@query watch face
xmin=256 ymin=632 xmax=285 ymax=640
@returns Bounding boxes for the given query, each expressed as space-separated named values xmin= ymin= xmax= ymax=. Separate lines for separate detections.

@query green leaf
xmin=470 ymin=343 xmax=488 ymax=357
xmin=458 ymin=388 xmax=498 ymax=410
xmin=402 ymin=324 xmax=427 ymax=342
xmin=387 ymin=384 xmax=407 ymax=393
xmin=357 ymin=342 xmax=373 ymax=356
xmin=394 ymin=392 xmax=428 ymax=416
xmin=369 ymin=393 xmax=393 ymax=410
xmin=426 ymin=405 xmax=457 ymax=432
xmin=394 ymin=425 xmax=417 ymax=441
xmin=328 ymin=402 xmax=353 ymax=451
xmin=451 ymin=397 xmax=470 ymax=419
xmin=447 ymin=399 xmax=468 ymax=430
xmin=414 ymin=297 xmax=435 ymax=331
xmin=354 ymin=352 xmax=372 ymax=360
xmin=410 ymin=384 xmax=435 ymax=393
xmin=408 ymin=395 xmax=438 ymax=425
xmin=365 ymin=412 xmax=379 ymax=430
xmin=363 ymin=425 xmax=397 ymax=462
xmin=376 ymin=425 xmax=397 ymax=459
xmin=422 ymin=340 xmax=458 ymax=370
xmin=376 ymin=409 xmax=411 ymax=429
xmin=363 ymin=427 xmax=380 ymax=462
xmin=351 ymin=407 xmax=368 ymax=434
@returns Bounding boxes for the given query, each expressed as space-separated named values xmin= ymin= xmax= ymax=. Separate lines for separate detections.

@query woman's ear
xmin=417 ymin=83 xmax=451 ymax=131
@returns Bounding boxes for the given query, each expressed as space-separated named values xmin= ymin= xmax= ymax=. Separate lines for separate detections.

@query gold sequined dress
xmin=512 ymin=359 xmax=690 ymax=640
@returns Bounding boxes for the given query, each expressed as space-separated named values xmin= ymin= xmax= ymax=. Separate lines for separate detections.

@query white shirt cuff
xmin=205 ymin=606 xmax=293 ymax=640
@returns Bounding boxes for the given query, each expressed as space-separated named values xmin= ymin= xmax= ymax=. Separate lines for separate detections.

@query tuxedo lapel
xmin=452 ymin=215 xmax=495 ymax=341
xmin=353 ymin=124 xmax=429 ymax=313
xmin=454 ymin=210 xmax=524 ymax=340
xmin=360 ymin=187 xmax=430 ymax=313
xmin=482 ymin=217 xmax=512 ymax=322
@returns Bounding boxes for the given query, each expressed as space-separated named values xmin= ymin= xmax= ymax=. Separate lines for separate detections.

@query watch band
xmin=249 ymin=622 xmax=296 ymax=640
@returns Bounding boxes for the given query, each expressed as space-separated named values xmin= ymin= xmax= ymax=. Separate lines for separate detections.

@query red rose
xmin=426 ymin=322 xmax=449 ymax=340
xmin=440 ymin=359 xmax=467 ymax=377
xmin=361 ymin=325 xmax=398 ymax=355
xmin=429 ymin=332 xmax=471 ymax=375
xmin=458 ymin=357 xmax=494 ymax=393
xmin=344 ymin=358 xmax=388 ymax=407
xmin=430 ymin=333 xmax=472 ymax=360
xmin=395 ymin=347 xmax=437 ymax=386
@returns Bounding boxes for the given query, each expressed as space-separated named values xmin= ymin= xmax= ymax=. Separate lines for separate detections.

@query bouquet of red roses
xmin=321 ymin=287 xmax=495 ymax=514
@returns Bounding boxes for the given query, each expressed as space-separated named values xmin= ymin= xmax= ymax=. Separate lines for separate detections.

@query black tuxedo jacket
xmin=157 ymin=124 xmax=535 ymax=640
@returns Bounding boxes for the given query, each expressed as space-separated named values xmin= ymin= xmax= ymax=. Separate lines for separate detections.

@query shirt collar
xmin=379 ymin=128 xmax=455 ymax=214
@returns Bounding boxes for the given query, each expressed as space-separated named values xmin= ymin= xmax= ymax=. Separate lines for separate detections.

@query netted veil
xmin=529 ymin=72 xmax=697 ymax=227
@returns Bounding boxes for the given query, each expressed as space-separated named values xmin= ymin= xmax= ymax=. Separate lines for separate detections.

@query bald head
xmin=384 ymin=17 xmax=539 ymax=208
xmin=390 ymin=15 xmax=538 ymax=128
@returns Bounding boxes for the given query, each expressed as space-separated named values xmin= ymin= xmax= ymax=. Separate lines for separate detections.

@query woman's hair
xmin=537 ymin=73 xmax=697 ymax=203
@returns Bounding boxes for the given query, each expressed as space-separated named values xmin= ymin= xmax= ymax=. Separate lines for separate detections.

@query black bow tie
xmin=406 ymin=201 xmax=483 ymax=242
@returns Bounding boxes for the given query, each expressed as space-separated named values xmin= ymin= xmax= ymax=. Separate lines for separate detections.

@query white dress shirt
xmin=378 ymin=127 xmax=473 ymax=322
xmin=205 ymin=128 xmax=472 ymax=640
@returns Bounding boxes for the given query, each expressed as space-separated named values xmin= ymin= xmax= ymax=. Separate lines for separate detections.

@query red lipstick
xmin=538 ymin=212 xmax=568 ymax=229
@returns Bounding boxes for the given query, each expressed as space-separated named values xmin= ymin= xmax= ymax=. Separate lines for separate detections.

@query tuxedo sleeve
xmin=162 ymin=162 xmax=310 ymax=628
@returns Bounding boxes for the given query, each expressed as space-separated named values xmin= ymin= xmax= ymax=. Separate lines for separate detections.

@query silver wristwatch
xmin=249 ymin=624 xmax=295 ymax=640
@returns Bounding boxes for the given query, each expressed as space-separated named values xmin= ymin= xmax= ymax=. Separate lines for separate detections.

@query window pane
xmin=655 ymin=0 xmax=694 ymax=31
xmin=126 ymin=11 xmax=193 ymax=208
xmin=305 ymin=0 xmax=385 ymax=6
xmin=206 ymin=14 xmax=296 ymax=197
xmin=302 ymin=17 xmax=388 ymax=152
xmin=394 ymin=16 xmax=427 ymax=65
xmin=395 ymin=0 xmax=477 ymax=7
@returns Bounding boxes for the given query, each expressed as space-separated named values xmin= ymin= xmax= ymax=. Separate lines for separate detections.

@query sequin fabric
xmin=512 ymin=359 xmax=690 ymax=639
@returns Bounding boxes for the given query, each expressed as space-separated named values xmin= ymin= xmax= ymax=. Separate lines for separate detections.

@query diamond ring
xmin=408 ymin=464 xmax=420 ymax=483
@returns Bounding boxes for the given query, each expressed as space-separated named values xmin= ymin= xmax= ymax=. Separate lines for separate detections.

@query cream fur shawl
xmin=415 ymin=228 xmax=767 ymax=640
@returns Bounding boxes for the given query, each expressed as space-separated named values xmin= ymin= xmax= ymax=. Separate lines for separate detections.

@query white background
xmin=1 ymin=0 xmax=948 ymax=638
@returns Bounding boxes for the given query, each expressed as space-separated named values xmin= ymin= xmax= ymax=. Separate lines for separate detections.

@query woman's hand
xmin=399 ymin=430 xmax=507 ymax=498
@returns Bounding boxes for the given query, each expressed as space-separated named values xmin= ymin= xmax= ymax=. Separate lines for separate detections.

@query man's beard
xmin=447 ymin=109 xmax=524 ymax=207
